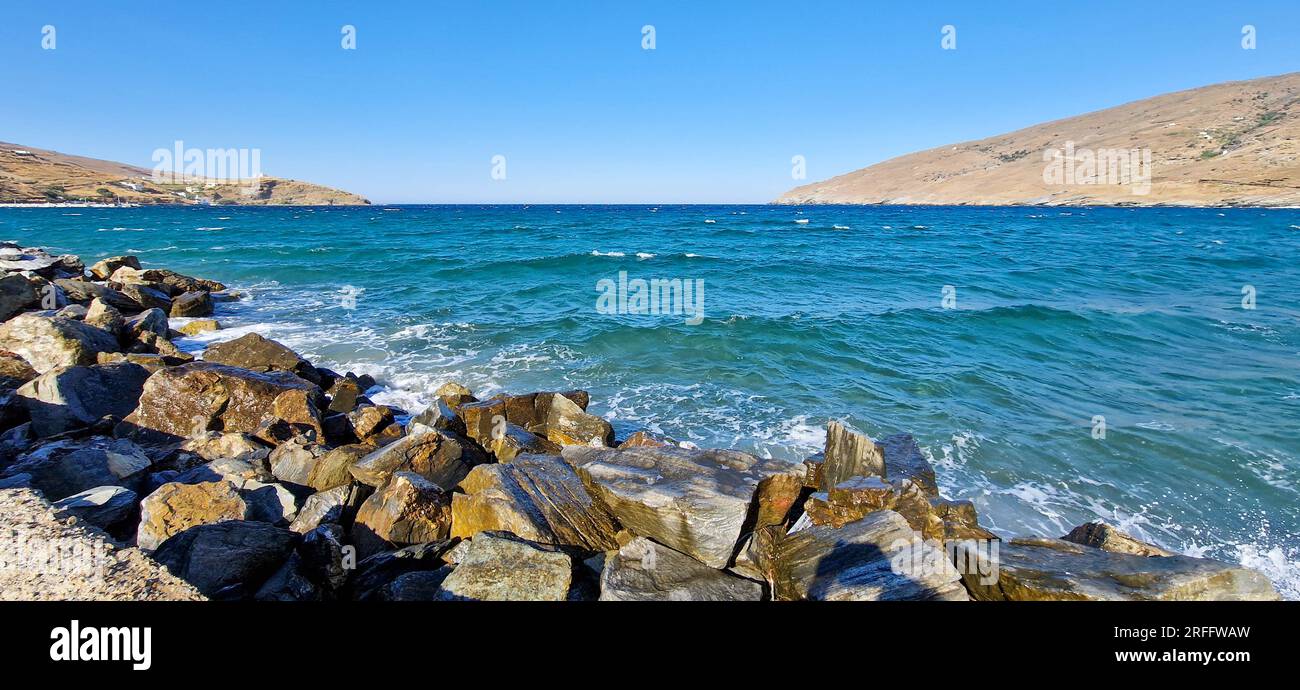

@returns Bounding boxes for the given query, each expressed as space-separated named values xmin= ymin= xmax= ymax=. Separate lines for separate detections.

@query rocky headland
xmin=0 ymin=242 xmax=1281 ymax=601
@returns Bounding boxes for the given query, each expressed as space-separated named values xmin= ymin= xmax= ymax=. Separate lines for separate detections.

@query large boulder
xmin=965 ymin=537 xmax=1278 ymax=601
xmin=55 ymin=279 xmax=141 ymax=312
xmin=289 ymin=483 xmax=369 ymax=533
xmin=451 ymin=454 xmax=620 ymax=550
xmin=542 ymin=393 xmax=614 ymax=447
xmin=433 ymin=531 xmax=573 ymax=601
xmin=2 ymin=436 xmax=151 ymax=501
xmin=352 ymin=471 xmax=452 ymax=558
xmin=89 ymin=255 xmax=141 ymax=281
xmin=1061 ymin=521 xmax=1174 ymax=557
xmin=119 ymin=361 xmax=325 ymax=445
xmin=52 ymin=485 xmax=138 ymax=531
xmin=0 ymin=273 xmax=40 ymax=322
xmin=114 ymin=281 xmax=172 ymax=313
xmin=804 ymin=476 xmax=945 ymax=540
xmin=880 ymin=433 xmax=939 ymax=498
xmin=820 ymin=420 xmax=885 ymax=491
xmin=124 ymin=308 xmax=169 ymax=341
xmin=179 ymin=431 xmax=269 ymax=462
xmin=202 ymin=333 xmax=320 ymax=385
xmin=0 ymin=313 xmax=121 ymax=374
xmin=348 ymin=428 xmax=485 ymax=489
xmin=600 ymin=537 xmax=764 ymax=601
xmin=348 ymin=540 xmax=456 ymax=602
xmin=0 ymin=245 xmax=63 ymax=276
xmin=0 ymin=350 xmax=37 ymax=391
xmin=151 ymin=521 xmax=299 ymax=599
xmin=17 ymin=362 xmax=151 ymax=437
xmin=271 ymin=437 xmax=370 ymax=491
xmin=489 ymin=422 xmax=560 ymax=463
xmin=757 ymin=510 xmax=969 ymax=601
xmin=83 ymin=298 xmax=127 ymax=338
xmin=562 ymin=444 xmax=804 ymax=568
xmin=169 ymin=290 xmax=213 ymax=317
xmin=137 ymin=479 xmax=264 ymax=551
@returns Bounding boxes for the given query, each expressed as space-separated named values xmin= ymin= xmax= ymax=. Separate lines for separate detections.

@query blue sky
xmin=3 ymin=1 xmax=1298 ymax=203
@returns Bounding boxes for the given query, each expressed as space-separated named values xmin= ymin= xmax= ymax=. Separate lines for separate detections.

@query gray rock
xmin=151 ymin=521 xmax=299 ymax=599
xmin=434 ymin=531 xmax=573 ymax=601
xmin=289 ymin=483 xmax=370 ymax=533
xmin=17 ymin=362 xmax=150 ymax=437
xmin=600 ymin=537 xmax=764 ymax=601
xmin=881 ymin=433 xmax=938 ymax=498
xmin=0 ymin=313 xmax=121 ymax=374
xmin=561 ymin=444 xmax=804 ymax=568
xmin=966 ymin=537 xmax=1278 ymax=601
xmin=0 ymin=273 xmax=40 ymax=321
xmin=52 ymin=485 xmax=138 ymax=530
xmin=124 ymin=308 xmax=169 ymax=341
xmin=169 ymin=290 xmax=212 ymax=317
xmin=1060 ymin=521 xmax=1174 ymax=557
xmin=3 ymin=436 xmax=151 ymax=501
xmin=348 ymin=540 xmax=456 ymax=601
xmin=410 ymin=398 xmax=466 ymax=435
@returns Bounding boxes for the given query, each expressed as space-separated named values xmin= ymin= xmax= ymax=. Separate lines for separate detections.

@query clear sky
xmin=3 ymin=1 xmax=1298 ymax=203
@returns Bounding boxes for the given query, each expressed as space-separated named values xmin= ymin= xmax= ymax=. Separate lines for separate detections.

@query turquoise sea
xmin=7 ymin=204 xmax=1299 ymax=596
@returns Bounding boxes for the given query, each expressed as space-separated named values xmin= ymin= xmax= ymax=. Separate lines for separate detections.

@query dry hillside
xmin=778 ymin=72 xmax=1300 ymax=207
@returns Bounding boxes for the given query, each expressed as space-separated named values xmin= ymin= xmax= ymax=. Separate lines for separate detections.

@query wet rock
xmin=0 ymin=245 xmax=62 ymax=276
xmin=562 ymin=444 xmax=804 ymax=568
xmin=930 ymin=499 xmax=998 ymax=541
xmin=760 ymin=510 xmax=969 ymax=601
xmin=0 ymin=313 xmax=121 ymax=373
xmin=352 ymin=471 xmax=452 ymax=558
xmin=52 ymin=485 xmax=138 ymax=531
xmin=805 ymin=476 xmax=944 ymax=540
xmin=348 ymin=428 xmax=485 ymax=489
xmin=619 ymin=430 xmax=676 ymax=448
xmin=820 ymin=421 xmax=884 ymax=491
xmin=967 ymin=537 xmax=1279 ymax=601
xmin=17 ymin=362 xmax=151 ymax=437
xmin=0 ymin=273 xmax=40 ymax=321
xmin=202 ymin=332 xmax=321 ymax=385
xmin=600 ymin=537 xmax=764 ymax=601
xmin=458 ymin=398 xmax=506 ymax=445
xmin=119 ymin=361 xmax=325 ymax=445
xmin=325 ymin=376 xmax=365 ymax=414
xmin=89 ymin=255 xmax=141 ymax=281
xmin=151 ymin=521 xmax=299 ymax=599
xmin=289 ymin=482 xmax=370 ymax=533
xmin=177 ymin=318 xmax=220 ymax=336
xmin=1061 ymin=521 xmax=1174 ymax=557
xmin=433 ymin=381 xmax=476 ymax=407
xmin=348 ymin=404 xmax=396 ymax=442
xmin=433 ymin=531 xmax=573 ymax=601
xmin=271 ymin=437 xmax=369 ymax=491
xmin=543 ymin=393 xmax=614 ymax=447
xmin=451 ymin=453 xmax=620 ymax=550
xmin=3 ymin=436 xmax=151 ymax=501
xmin=169 ymin=290 xmax=213 ymax=317
xmin=410 ymin=398 xmax=465 ymax=435
xmin=881 ymin=433 xmax=939 ymax=498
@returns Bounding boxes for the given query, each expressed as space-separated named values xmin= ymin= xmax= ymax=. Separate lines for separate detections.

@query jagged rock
xmin=83 ymin=298 xmax=126 ymax=339
xmin=297 ymin=523 xmax=350 ymax=592
xmin=348 ymin=428 xmax=484 ymax=489
xmin=433 ymin=381 xmax=476 ymax=407
xmin=115 ymin=281 xmax=172 ymax=312
xmin=931 ymin=499 xmax=998 ymax=541
xmin=805 ymin=476 xmax=944 ymax=540
xmin=619 ymin=430 xmax=675 ymax=448
xmin=490 ymin=422 xmax=561 ymax=462
xmin=151 ymin=521 xmax=299 ymax=599
xmin=348 ymin=540 xmax=456 ymax=601
xmin=1061 ymin=521 xmax=1174 ymax=557
xmin=434 ymin=531 xmax=573 ymax=601
xmin=348 ymin=404 xmax=396 ymax=442
xmin=0 ymin=273 xmax=40 ymax=321
xmin=543 ymin=393 xmax=614 ymax=447
xmin=271 ymin=437 xmax=368 ymax=491
xmin=759 ymin=510 xmax=969 ymax=601
xmin=119 ymin=361 xmax=325 ymax=445
xmin=136 ymin=480 xmax=258 ymax=550
xmin=124 ymin=308 xmax=169 ymax=341
xmin=0 ymin=244 xmax=62 ymax=275
xmin=289 ymin=483 xmax=370 ymax=533
xmin=459 ymin=390 xmax=590 ymax=442
xmin=801 ymin=452 xmax=824 ymax=488
xmin=410 ymin=398 xmax=466 ymax=435
xmin=380 ymin=568 xmax=454 ymax=601
xmin=326 ymin=376 xmax=365 ymax=413
xmin=253 ymin=553 xmax=321 ymax=601
xmin=89 ymin=255 xmax=141 ymax=281
xmin=177 ymin=319 xmax=220 ymax=336
xmin=821 ymin=421 xmax=884 ymax=490
xmin=0 ymin=313 xmax=121 ymax=373
xmin=967 ymin=537 xmax=1279 ymax=601
xmin=17 ymin=362 xmax=150 ymax=437
xmin=352 ymin=471 xmax=452 ymax=558
xmin=180 ymin=431 xmax=269 ymax=462
xmin=451 ymin=453 xmax=619 ymax=550
xmin=3 ymin=436 xmax=151 ymax=501
xmin=458 ymin=398 xmax=506 ymax=444
xmin=202 ymin=332 xmax=321 ymax=385
xmin=0 ymin=350 xmax=37 ymax=391
xmin=128 ymin=331 xmax=191 ymax=362
xmin=168 ymin=290 xmax=213 ymax=317
xmin=58 ymin=281 xmax=141 ymax=313
xmin=57 ymin=304 xmax=88 ymax=320
xmin=881 ymin=433 xmax=939 ymax=498
xmin=134 ymin=268 xmax=226 ymax=295
xmin=52 ymin=485 xmax=138 ymax=530
xmin=599 ymin=537 xmax=764 ymax=601
xmin=562 ymin=444 xmax=804 ymax=568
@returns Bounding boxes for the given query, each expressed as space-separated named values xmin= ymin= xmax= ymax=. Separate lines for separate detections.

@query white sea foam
xmin=636 ymin=252 xmax=655 ymax=259
xmin=591 ymin=250 xmax=625 ymax=257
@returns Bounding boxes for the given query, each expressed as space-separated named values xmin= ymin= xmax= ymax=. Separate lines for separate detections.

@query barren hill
xmin=0 ymin=141 xmax=369 ymax=206
xmin=777 ymin=72 xmax=1300 ymax=207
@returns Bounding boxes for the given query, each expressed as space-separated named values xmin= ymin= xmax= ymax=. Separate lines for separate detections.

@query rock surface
xmin=352 ymin=472 xmax=452 ymax=558
xmin=1061 ymin=521 xmax=1174 ymax=557
xmin=348 ymin=428 xmax=483 ymax=489
xmin=0 ymin=313 xmax=121 ymax=373
xmin=51 ymin=485 xmax=138 ymax=531
xmin=202 ymin=332 xmax=320 ymax=385
xmin=3 ymin=436 xmax=151 ymax=501
xmin=600 ymin=537 xmax=764 ymax=601
xmin=151 ymin=521 xmax=299 ymax=599
xmin=562 ymin=444 xmax=804 ymax=568
xmin=434 ymin=531 xmax=573 ymax=601
xmin=136 ymin=480 xmax=258 ymax=551
xmin=17 ymin=362 xmax=150 ymax=437
xmin=820 ymin=421 xmax=885 ymax=490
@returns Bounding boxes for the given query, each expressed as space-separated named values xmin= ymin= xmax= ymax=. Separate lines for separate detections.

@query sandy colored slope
xmin=778 ymin=72 xmax=1300 ymax=207
xmin=0 ymin=141 xmax=369 ymax=206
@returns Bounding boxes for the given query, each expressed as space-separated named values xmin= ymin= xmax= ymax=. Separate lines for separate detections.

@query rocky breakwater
xmin=0 ymin=245 xmax=1282 ymax=601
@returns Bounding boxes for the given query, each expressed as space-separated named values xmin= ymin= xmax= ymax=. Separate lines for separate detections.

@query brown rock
xmin=543 ymin=393 xmax=614 ymax=447
xmin=821 ymin=421 xmax=884 ymax=490
xmin=0 ymin=350 xmax=37 ymax=391
xmin=1061 ymin=521 xmax=1174 ymax=557
xmin=136 ymin=480 xmax=254 ymax=551
xmin=89 ymin=255 xmax=141 ymax=281
xmin=202 ymin=332 xmax=320 ymax=385
xmin=169 ymin=290 xmax=213 ymax=317
xmin=489 ymin=422 xmax=560 ymax=463
xmin=805 ymin=476 xmax=945 ymax=540
xmin=177 ymin=319 xmax=220 ymax=336
xmin=619 ymin=430 xmax=675 ymax=448
xmin=881 ymin=433 xmax=939 ymax=498
xmin=352 ymin=471 xmax=452 ymax=558
xmin=0 ymin=273 xmax=40 ymax=322
xmin=348 ymin=428 xmax=485 ymax=488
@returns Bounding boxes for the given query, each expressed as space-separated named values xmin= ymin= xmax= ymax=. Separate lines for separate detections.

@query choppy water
xmin=7 ymin=204 xmax=1299 ymax=596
